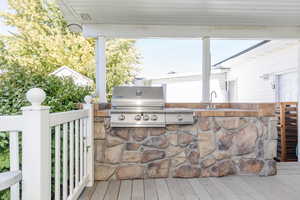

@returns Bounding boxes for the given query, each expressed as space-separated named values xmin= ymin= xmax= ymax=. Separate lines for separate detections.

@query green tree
xmin=0 ymin=0 xmax=140 ymax=98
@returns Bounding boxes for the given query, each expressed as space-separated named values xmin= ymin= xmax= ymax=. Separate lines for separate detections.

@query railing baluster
xmin=80 ymin=119 xmax=84 ymax=182
xmin=83 ymin=118 xmax=87 ymax=177
xmin=54 ymin=126 xmax=61 ymax=200
xmin=69 ymin=121 xmax=74 ymax=195
xmin=62 ymin=123 xmax=68 ymax=200
xmin=75 ymin=120 xmax=79 ymax=187
xmin=9 ymin=131 xmax=19 ymax=200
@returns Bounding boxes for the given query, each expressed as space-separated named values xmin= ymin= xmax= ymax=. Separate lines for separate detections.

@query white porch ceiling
xmin=58 ymin=0 xmax=300 ymax=38
xmin=60 ymin=0 xmax=300 ymax=26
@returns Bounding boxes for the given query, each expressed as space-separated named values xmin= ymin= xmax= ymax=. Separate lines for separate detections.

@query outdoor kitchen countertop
xmin=193 ymin=108 xmax=261 ymax=117
xmin=94 ymin=107 xmax=275 ymax=117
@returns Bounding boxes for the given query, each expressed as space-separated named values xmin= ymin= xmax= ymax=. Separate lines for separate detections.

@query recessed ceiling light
xmin=67 ymin=23 xmax=83 ymax=33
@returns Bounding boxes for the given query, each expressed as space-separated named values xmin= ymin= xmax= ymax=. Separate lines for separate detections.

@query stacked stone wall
xmin=94 ymin=116 xmax=277 ymax=180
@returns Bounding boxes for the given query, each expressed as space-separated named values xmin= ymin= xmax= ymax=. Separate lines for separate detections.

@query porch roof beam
xmin=83 ymin=24 xmax=300 ymax=39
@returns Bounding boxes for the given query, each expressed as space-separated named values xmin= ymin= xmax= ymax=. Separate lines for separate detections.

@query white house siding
xmin=164 ymin=81 xmax=202 ymax=102
xmin=149 ymin=73 xmax=226 ymax=102
xmin=222 ymin=40 xmax=299 ymax=103
xmin=278 ymin=72 xmax=298 ymax=102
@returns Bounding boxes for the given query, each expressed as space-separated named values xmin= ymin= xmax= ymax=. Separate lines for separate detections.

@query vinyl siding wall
xmin=223 ymin=41 xmax=299 ymax=102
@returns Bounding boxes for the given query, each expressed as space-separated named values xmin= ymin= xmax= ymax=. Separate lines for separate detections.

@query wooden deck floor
xmin=80 ymin=162 xmax=300 ymax=200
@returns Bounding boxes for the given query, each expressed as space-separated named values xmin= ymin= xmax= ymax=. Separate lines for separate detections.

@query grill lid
xmin=111 ymin=86 xmax=165 ymax=107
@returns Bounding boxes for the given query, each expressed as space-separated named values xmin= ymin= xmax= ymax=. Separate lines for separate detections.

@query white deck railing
xmin=0 ymin=88 xmax=94 ymax=200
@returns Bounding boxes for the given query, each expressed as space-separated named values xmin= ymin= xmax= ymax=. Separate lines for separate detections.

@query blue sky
xmin=0 ymin=0 xmax=10 ymax=34
xmin=135 ymin=39 xmax=260 ymax=77
xmin=1 ymin=0 xmax=260 ymax=77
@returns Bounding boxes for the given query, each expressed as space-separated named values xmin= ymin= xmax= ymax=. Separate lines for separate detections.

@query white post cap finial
xmin=84 ymin=95 xmax=93 ymax=104
xmin=26 ymin=88 xmax=46 ymax=107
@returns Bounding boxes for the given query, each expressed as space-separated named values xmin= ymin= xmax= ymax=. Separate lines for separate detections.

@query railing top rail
xmin=0 ymin=171 xmax=22 ymax=191
xmin=49 ymin=109 xmax=89 ymax=127
xmin=0 ymin=115 xmax=23 ymax=132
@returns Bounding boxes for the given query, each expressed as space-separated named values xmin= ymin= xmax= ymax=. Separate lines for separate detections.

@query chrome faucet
xmin=207 ymin=91 xmax=217 ymax=110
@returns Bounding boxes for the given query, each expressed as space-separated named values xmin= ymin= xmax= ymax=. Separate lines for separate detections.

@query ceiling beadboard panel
xmin=59 ymin=0 xmax=300 ymax=26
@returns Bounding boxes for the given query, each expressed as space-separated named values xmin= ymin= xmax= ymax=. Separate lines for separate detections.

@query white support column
xmin=83 ymin=96 xmax=94 ymax=186
xmin=202 ymin=37 xmax=211 ymax=102
xmin=297 ymin=41 xmax=300 ymax=162
xmin=21 ymin=88 xmax=51 ymax=200
xmin=95 ymin=36 xmax=107 ymax=103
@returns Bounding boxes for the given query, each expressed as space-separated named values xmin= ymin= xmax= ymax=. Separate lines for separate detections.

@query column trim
xmin=95 ymin=36 xmax=107 ymax=103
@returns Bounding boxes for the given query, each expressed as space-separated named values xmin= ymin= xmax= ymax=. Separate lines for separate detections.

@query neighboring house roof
xmin=213 ymin=40 xmax=271 ymax=67
xmin=51 ymin=66 xmax=93 ymax=86
xmin=213 ymin=40 xmax=299 ymax=68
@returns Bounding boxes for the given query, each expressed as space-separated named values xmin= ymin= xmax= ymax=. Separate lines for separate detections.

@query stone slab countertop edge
xmin=94 ymin=103 xmax=276 ymax=117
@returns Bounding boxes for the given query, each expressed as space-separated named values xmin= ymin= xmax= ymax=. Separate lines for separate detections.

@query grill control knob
xmin=118 ymin=114 xmax=125 ymax=121
xmin=151 ymin=115 xmax=158 ymax=121
xmin=135 ymin=115 xmax=142 ymax=121
xmin=143 ymin=114 xmax=150 ymax=121
xmin=177 ymin=114 xmax=183 ymax=121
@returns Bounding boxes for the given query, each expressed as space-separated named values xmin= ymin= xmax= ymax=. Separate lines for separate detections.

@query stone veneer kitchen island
xmin=93 ymin=103 xmax=278 ymax=180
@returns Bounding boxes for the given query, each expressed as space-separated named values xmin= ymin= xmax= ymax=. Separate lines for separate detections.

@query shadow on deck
xmin=80 ymin=162 xmax=300 ymax=200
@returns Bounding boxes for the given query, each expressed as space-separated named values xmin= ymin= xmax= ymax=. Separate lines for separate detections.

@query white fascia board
xmin=83 ymin=24 xmax=300 ymax=39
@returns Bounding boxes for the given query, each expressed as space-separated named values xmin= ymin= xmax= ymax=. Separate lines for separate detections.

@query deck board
xmin=166 ymin=178 xmax=185 ymax=200
xmin=177 ymin=179 xmax=198 ymax=200
xmin=118 ymin=180 xmax=132 ymax=200
xmin=188 ymin=178 xmax=213 ymax=200
xmin=104 ymin=180 xmax=121 ymax=200
xmin=144 ymin=179 xmax=158 ymax=200
xmin=200 ymin=178 xmax=229 ymax=200
xmin=208 ymin=177 xmax=240 ymax=200
xmin=218 ymin=176 xmax=266 ymax=200
xmin=81 ymin=162 xmax=300 ymax=200
xmin=155 ymin=179 xmax=172 ymax=200
xmin=90 ymin=181 xmax=109 ymax=200
xmin=132 ymin=179 xmax=144 ymax=200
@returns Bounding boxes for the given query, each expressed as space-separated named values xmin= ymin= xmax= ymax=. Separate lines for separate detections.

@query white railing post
xmin=83 ymin=96 xmax=94 ymax=187
xmin=21 ymin=88 xmax=51 ymax=200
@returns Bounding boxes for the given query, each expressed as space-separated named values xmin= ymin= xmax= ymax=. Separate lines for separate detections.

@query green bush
xmin=0 ymin=65 xmax=93 ymax=199
xmin=0 ymin=66 xmax=92 ymax=115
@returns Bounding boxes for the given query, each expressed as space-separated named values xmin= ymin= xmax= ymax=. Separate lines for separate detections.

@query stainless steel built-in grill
xmin=110 ymin=86 xmax=194 ymax=127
